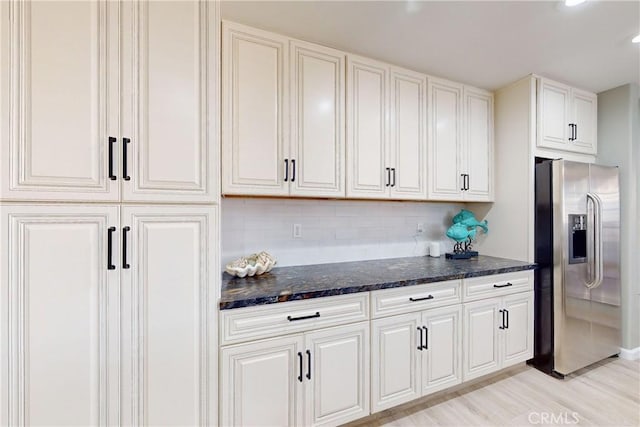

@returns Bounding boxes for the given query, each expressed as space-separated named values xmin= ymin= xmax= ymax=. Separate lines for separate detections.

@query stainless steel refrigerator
xmin=531 ymin=159 xmax=621 ymax=378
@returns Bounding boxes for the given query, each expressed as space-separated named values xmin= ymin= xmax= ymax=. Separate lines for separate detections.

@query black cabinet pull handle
xmin=574 ymin=124 xmax=577 ymax=141
xmin=122 ymin=226 xmax=130 ymax=269
xmin=391 ymin=168 xmax=396 ymax=187
xmin=306 ymin=350 xmax=311 ymax=380
xmin=291 ymin=159 xmax=296 ymax=182
xmin=107 ymin=227 xmax=116 ymax=270
xmin=409 ymin=295 xmax=434 ymax=302
xmin=108 ymin=137 xmax=117 ymax=180
xmin=505 ymin=309 xmax=509 ymax=329
xmin=297 ymin=351 xmax=303 ymax=382
xmin=123 ymin=137 xmax=131 ymax=181
xmin=386 ymin=168 xmax=390 ymax=187
xmin=493 ymin=282 xmax=513 ymax=288
xmin=417 ymin=327 xmax=423 ymax=350
xmin=423 ymin=326 xmax=428 ymax=350
xmin=287 ymin=312 xmax=320 ymax=322
xmin=461 ymin=174 xmax=466 ymax=191
xmin=465 ymin=174 xmax=470 ymax=191
xmin=499 ymin=309 xmax=505 ymax=329
xmin=284 ymin=159 xmax=289 ymax=182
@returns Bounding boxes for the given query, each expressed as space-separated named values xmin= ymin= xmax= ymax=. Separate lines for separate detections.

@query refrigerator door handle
xmin=586 ymin=193 xmax=604 ymax=289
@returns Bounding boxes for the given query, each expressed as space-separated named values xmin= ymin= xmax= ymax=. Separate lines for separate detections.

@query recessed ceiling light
xmin=565 ymin=0 xmax=586 ymax=6
xmin=633 ymin=34 xmax=640 ymax=44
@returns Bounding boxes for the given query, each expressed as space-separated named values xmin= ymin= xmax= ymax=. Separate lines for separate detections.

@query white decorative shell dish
xmin=225 ymin=251 xmax=277 ymax=278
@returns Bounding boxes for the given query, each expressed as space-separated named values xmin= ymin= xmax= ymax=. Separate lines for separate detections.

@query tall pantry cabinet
xmin=0 ymin=1 xmax=221 ymax=426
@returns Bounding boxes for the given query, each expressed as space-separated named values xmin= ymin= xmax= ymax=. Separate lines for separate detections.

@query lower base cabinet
xmin=463 ymin=291 xmax=534 ymax=381
xmin=371 ymin=305 xmax=462 ymax=413
xmin=220 ymin=321 xmax=370 ymax=427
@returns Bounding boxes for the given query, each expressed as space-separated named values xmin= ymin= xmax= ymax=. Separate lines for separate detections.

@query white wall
xmin=597 ymin=83 xmax=640 ymax=350
xmin=221 ymin=198 xmax=465 ymax=267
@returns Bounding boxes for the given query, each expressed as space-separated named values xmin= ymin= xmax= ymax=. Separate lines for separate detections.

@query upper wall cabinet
xmin=428 ymin=79 xmax=493 ymax=202
xmin=0 ymin=0 xmax=219 ymax=203
xmin=537 ymin=77 xmax=597 ymax=155
xmin=347 ymin=56 xmax=427 ymax=200
xmin=222 ymin=22 xmax=345 ymax=197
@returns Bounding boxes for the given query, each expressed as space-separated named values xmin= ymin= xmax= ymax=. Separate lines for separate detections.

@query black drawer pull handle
xmin=122 ymin=226 xmax=130 ymax=269
xmin=306 ymin=349 xmax=311 ymax=380
xmin=284 ymin=159 xmax=289 ymax=182
xmin=493 ymin=282 xmax=513 ymax=288
xmin=499 ymin=309 xmax=505 ymax=329
xmin=409 ymin=295 xmax=434 ymax=302
xmin=386 ymin=168 xmax=390 ymax=187
xmin=417 ymin=327 xmax=423 ymax=350
xmin=391 ymin=168 xmax=396 ymax=187
xmin=123 ymin=137 xmax=131 ymax=181
xmin=108 ymin=137 xmax=117 ymax=180
xmin=107 ymin=227 xmax=116 ymax=270
xmin=291 ymin=159 xmax=296 ymax=182
xmin=465 ymin=174 xmax=470 ymax=191
xmin=297 ymin=351 xmax=303 ymax=382
xmin=504 ymin=309 xmax=509 ymax=329
xmin=287 ymin=312 xmax=320 ymax=322
xmin=423 ymin=326 xmax=428 ymax=350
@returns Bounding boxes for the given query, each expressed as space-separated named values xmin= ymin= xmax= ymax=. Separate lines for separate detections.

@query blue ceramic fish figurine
xmin=452 ymin=209 xmax=488 ymax=233
xmin=446 ymin=223 xmax=477 ymax=242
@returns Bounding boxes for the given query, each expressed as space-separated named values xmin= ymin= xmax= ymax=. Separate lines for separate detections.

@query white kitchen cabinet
xmin=222 ymin=22 xmax=345 ymax=198
xmin=1 ymin=0 xmax=219 ymax=203
xmin=346 ymin=55 xmax=389 ymax=198
xmin=463 ymin=290 xmax=533 ymax=381
xmin=220 ymin=303 xmax=370 ymax=427
xmin=120 ymin=205 xmax=218 ymax=426
xmin=371 ymin=305 xmax=461 ymax=413
xmin=221 ymin=335 xmax=304 ymax=427
xmin=290 ymin=40 xmax=346 ymax=198
xmin=304 ymin=322 xmax=370 ymax=426
xmin=537 ymin=77 xmax=597 ymax=155
xmin=389 ymin=67 xmax=427 ymax=199
xmin=0 ymin=1 xmax=120 ymax=201
xmin=347 ymin=55 xmax=427 ymax=200
xmin=1 ymin=205 xmax=120 ymax=426
xmin=1 ymin=204 xmax=219 ymax=426
xmin=428 ymin=78 xmax=493 ymax=201
xmin=121 ymin=0 xmax=219 ymax=203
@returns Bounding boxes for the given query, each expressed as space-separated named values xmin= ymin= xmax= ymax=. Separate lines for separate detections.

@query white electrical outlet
xmin=417 ymin=223 xmax=424 ymax=233
xmin=293 ymin=223 xmax=302 ymax=238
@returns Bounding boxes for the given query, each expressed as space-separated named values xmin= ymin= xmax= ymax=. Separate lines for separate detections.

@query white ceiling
xmin=222 ymin=0 xmax=640 ymax=93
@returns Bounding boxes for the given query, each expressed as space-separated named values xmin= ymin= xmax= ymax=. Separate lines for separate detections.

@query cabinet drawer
xmin=220 ymin=293 xmax=369 ymax=345
xmin=371 ymin=280 xmax=461 ymax=319
xmin=462 ymin=271 xmax=533 ymax=302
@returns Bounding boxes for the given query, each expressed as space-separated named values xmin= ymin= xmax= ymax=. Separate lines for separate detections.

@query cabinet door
xmin=222 ymin=21 xmax=289 ymax=196
xmin=290 ymin=40 xmax=345 ymax=198
xmin=463 ymin=87 xmax=493 ymax=201
xmin=537 ymin=78 xmax=571 ymax=150
xmin=122 ymin=1 xmax=219 ymax=202
xmin=1 ymin=205 xmax=120 ymax=426
xmin=1 ymin=1 xmax=120 ymax=201
xmin=421 ymin=305 xmax=462 ymax=396
xmin=462 ymin=299 xmax=501 ymax=381
xmin=371 ymin=313 xmax=421 ymax=413
xmin=501 ymin=291 xmax=534 ymax=368
xmin=121 ymin=205 xmax=218 ymax=426
xmin=389 ymin=67 xmax=427 ymax=200
xmin=346 ymin=55 xmax=389 ymax=198
xmin=304 ymin=322 xmax=370 ymax=426
xmin=571 ymin=88 xmax=597 ymax=154
xmin=220 ymin=335 xmax=304 ymax=427
xmin=427 ymin=78 xmax=463 ymax=201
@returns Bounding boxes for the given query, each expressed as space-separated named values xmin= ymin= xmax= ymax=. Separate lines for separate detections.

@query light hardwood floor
xmin=345 ymin=358 xmax=640 ymax=426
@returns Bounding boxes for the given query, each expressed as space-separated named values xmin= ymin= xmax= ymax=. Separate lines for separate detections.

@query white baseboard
xmin=619 ymin=347 xmax=640 ymax=360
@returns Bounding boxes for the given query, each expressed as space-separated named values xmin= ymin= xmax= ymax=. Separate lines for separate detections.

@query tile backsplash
xmin=221 ymin=197 xmax=465 ymax=267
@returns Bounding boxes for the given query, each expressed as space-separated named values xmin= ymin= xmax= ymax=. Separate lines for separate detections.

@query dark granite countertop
xmin=220 ymin=255 xmax=536 ymax=310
